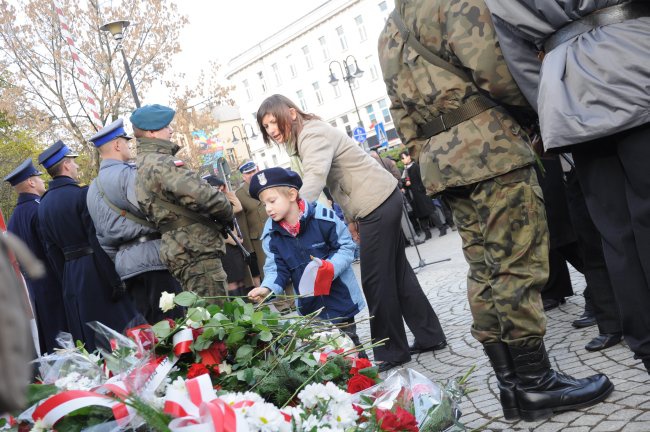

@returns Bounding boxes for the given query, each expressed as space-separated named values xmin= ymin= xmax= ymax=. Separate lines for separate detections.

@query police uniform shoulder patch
xmin=315 ymin=204 xmax=337 ymax=223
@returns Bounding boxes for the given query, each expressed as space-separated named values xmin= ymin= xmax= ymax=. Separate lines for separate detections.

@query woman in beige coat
xmin=256 ymin=94 xmax=446 ymax=371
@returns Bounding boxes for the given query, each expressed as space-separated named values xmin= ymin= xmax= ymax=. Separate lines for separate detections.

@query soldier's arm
xmin=160 ymin=160 xmax=233 ymax=222
xmin=446 ymin=0 xmax=529 ymax=107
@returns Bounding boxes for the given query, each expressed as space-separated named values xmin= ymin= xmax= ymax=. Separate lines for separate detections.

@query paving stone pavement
xmin=350 ymin=231 xmax=650 ymax=431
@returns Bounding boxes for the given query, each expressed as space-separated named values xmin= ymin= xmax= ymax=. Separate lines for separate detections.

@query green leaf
xmin=187 ymin=307 xmax=210 ymax=322
xmin=206 ymin=304 xmax=221 ymax=316
xmin=217 ymin=327 xmax=226 ymax=340
xmin=251 ymin=311 xmax=264 ymax=325
xmin=192 ymin=334 xmax=213 ymax=351
xmin=151 ymin=320 xmax=172 ymax=339
xmin=258 ymin=330 xmax=273 ymax=342
xmin=174 ymin=291 xmax=199 ymax=307
xmin=226 ymin=326 xmax=246 ymax=344
xmin=235 ymin=344 xmax=254 ymax=364
xmin=26 ymin=383 xmax=59 ymax=405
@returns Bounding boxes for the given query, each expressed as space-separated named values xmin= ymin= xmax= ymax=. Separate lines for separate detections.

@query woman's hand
xmin=348 ymin=221 xmax=360 ymax=244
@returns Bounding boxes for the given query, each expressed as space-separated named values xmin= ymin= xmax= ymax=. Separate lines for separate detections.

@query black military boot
xmin=484 ymin=343 xmax=520 ymax=420
xmin=509 ymin=342 xmax=614 ymax=421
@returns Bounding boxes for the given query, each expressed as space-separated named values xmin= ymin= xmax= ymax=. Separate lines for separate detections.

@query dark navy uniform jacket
xmin=37 ymin=176 xmax=142 ymax=351
xmin=7 ymin=193 xmax=68 ymax=354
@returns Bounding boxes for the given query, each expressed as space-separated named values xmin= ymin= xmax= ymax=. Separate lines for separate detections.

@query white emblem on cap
xmin=258 ymin=172 xmax=267 ymax=185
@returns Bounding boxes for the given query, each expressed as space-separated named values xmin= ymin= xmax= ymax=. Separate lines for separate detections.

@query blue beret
xmin=38 ymin=140 xmax=78 ymax=169
xmin=238 ymin=161 xmax=257 ymax=174
xmin=89 ymin=119 xmax=132 ymax=147
xmin=130 ymin=104 xmax=175 ymax=131
xmin=3 ymin=158 xmax=42 ymax=186
xmin=249 ymin=167 xmax=303 ymax=200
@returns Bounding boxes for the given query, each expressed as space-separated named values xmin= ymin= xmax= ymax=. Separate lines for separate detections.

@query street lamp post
xmin=100 ymin=20 xmax=141 ymax=108
xmin=328 ymin=55 xmax=365 ymax=147
xmin=231 ymin=124 xmax=258 ymax=162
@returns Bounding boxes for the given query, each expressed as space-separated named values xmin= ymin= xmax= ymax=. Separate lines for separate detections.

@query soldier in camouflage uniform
xmin=131 ymin=105 xmax=233 ymax=304
xmin=378 ymin=0 xmax=612 ymax=422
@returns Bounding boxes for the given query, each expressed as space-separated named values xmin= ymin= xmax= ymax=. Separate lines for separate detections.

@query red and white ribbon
xmin=164 ymin=374 xmax=249 ymax=432
xmin=51 ymin=0 xmax=102 ymax=129
xmin=0 ymin=414 xmax=16 ymax=428
xmin=173 ymin=328 xmax=194 ymax=357
xmin=32 ymin=390 xmax=118 ymax=427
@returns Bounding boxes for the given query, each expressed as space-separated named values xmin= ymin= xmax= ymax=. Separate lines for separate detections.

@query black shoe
xmin=585 ymin=333 xmax=622 ymax=352
xmin=542 ymin=298 xmax=566 ymax=311
xmin=377 ymin=360 xmax=407 ymax=373
xmin=510 ymin=342 xmax=614 ymax=421
xmin=409 ymin=340 xmax=447 ymax=355
xmin=424 ymin=230 xmax=433 ymax=240
xmin=484 ymin=342 xmax=520 ymax=420
xmin=439 ymin=226 xmax=448 ymax=236
xmin=572 ymin=315 xmax=597 ymax=329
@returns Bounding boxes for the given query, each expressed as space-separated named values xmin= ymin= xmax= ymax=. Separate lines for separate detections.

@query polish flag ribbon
xmin=173 ymin=327 xmax=194 ymax=356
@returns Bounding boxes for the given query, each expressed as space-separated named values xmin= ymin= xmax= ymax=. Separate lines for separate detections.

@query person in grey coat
xmin=485 ymin=0 xmax=650 ymax=373
xmin=87 ymin=119 xmax=183 ymax=323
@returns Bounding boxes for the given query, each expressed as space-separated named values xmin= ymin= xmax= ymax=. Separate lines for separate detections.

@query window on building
xmin=287 ymin=55 xmax=297 ymax=78
xmin=242 ymin=79 xmax=252 ymax=101
xmin=318 ymin=36 xmax=330 ymax=61
xmin=341 ymin=114 xmax=352 ymax=136
xmin=302 ymin=45 xmax=313 ymax=70
xmin=257 ymin=71 xmax=267 ymax=93
xmin=366 ymin=104 xmax=377 ymax=126
xmin=379 ymin=99 xmax=392 ymax=123
xmin=312 ymin=82 xmax=324 ymax=105
xmin=271 ymin=63 xmax=282 ymax=86
xmin=366 ymin=55 xmax=379 ymax=80
xmin=345 ymin=124 xmax=352 ymax=136
xmin=333 ymin=83 xmax=341 ymax=98
xmin=378 ymin=1 xmax=388 ymax=12
xmin=329 ymin=119 xmax=337 ymax=128
xmin=351 ymin=77 xmax=360 ymax=90
xmin=296 ymin=90 xmax=307 ymax=111
xmin=355 ymin=15 xmax=367 ymax=42
xmin=272 ymin=154 xmax=278 ymax=165
xmin=336 ymin=26 xmax=348 ymax=51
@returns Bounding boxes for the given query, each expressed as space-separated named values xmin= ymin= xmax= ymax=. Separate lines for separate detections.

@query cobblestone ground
xmin=351 ymin=231 xmax=650 ymax=432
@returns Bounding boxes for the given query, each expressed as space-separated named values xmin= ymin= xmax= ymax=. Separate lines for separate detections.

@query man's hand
xmin=248 ymin=286 xmax=272 ymax=303
xmin=348 ymin=221 xmax=360 ymax=243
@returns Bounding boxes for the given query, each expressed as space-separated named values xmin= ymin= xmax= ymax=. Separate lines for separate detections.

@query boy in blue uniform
xmin=247 ymin=168 xmax=367 ymax=355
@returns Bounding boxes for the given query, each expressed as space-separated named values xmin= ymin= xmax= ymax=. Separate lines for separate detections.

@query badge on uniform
xmin=257 ymin=172 xmax=267 ymax=186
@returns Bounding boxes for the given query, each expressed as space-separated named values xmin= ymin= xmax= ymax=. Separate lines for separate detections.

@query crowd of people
xmin=2 ymin=0 xmax=648 ymax=425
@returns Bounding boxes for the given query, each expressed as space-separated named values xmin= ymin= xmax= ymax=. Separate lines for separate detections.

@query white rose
xmin=159 ymin=291 xmax=176 ymax=312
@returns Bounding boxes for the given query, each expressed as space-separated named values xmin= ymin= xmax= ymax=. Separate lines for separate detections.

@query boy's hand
xmin=248 ymin=287 xmax=272 ymax=303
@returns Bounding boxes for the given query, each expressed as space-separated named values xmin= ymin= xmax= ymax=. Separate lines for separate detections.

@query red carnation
xmin=199 ymin=341 xmax=228 ymax=366
xmin=165 ymin=318 xmax=176 ymax=329
xmin=394 ymin=407 xmax=418 ymax=432
xmin=347 ymin=374 xmax=376 ymax=393
xmin=376 ymin=406 xmax=419 ymax=432
xmin=187 ymin=363 xmax=209 ymax=379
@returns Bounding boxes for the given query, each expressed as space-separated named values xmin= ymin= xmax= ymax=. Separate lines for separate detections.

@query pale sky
xmin=144 ymin=0 xmax=320 ymax=105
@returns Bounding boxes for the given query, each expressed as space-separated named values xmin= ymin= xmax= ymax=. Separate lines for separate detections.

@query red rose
xmin=350 ymin=357 xmax=374 ymax=375
xmin=394 ymin=406 xmax=418 ymax=432
xmin=347 ymin=374 xmax=376 ymax=393
xmin=191 ymin=327 xmax=205 ymax=339
xmin=165 ymin=318 xmax=177 ymax=329
xmin=376 ymin=408 xmax=400 ymax=431
xmin=199 ymin=341 xmax=228 ymax=366
xmin=187 ymin=363 xmax=209 ymax=379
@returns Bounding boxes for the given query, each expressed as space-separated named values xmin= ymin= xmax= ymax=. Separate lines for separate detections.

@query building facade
xmin=225 ymin=0 xmax=398 ymax=169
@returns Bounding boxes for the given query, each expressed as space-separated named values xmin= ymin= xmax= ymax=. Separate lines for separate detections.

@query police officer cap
xmin=89 ymin=119 xmax=132 ymax=147
xmin=238 ymin=160 xmax=257 ymax=174
xmin=38 ymin=140 xmax=79 ymax=169
xmin=130 ymin=104 xmax=176 ymax=131
xmin=3 ymin=158 xmax=42 ymax=186
xmin=249 ymin=167 xmax=303 ymax=200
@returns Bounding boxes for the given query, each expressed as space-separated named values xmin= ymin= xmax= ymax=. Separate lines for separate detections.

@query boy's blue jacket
xmin=260 ymin=201 xmax=365 ymax=322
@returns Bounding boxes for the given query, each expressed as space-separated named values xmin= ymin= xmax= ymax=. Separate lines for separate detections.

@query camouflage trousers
xmin=177 ymin=258 xmax=228 ymax=305
xmin=444 ymin=166 xmax=549 ymax=348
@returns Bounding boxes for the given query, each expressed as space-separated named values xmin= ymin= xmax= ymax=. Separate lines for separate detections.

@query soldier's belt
xmin=63 ymin=246 xmax=94 ymax=261
xmin=152 ymin=196 xmax=226 ymax=235
xmin=544 ymin=2 xmax=650 ymax=53
xmin=417 ymin=95 xmax=497 ymax=139
xmin=118 ymin=232 xmax=162 ymax=251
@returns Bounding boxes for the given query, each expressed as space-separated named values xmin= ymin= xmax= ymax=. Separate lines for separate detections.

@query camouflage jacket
xmin=135 ymin=137 xmax=233 ymax=271
xmin=378 ymin=0 xmax=536 ymax=195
